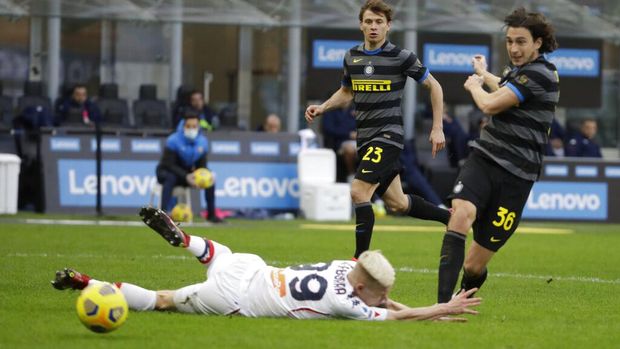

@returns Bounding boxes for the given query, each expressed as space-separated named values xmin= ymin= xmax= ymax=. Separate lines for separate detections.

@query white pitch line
xmin=7 ymin=252 xmax=617 ymax=285
xmin=300 ymin=224 xmax=574 ymax=235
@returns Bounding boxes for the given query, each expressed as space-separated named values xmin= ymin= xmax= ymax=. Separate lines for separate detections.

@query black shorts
xmin=448 ymin=150 xmax=534 ymax=252
xmin=354 ymin=141 xmax=401 ymax=197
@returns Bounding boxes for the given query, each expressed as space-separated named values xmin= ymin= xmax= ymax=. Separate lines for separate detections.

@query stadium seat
xmin=17 ymin=81 xmax=52 ymax=119
xmin=98 ymin=83 xmax=130 ymax=127
xmin=298 ymin=148 xmax=351 ymax=221
xmin=171 ymin=85 xmax=194 ymax=127
xmin=133 ymin=84 xmax=169 ymax=129
xmin=0 ymin=82 xmax=14 ymax=129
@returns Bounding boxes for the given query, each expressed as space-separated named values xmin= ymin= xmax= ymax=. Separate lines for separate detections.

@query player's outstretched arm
xmin=305 ymin=86 xmax=353 ymax=124
xmin=472 ymin=55 xmax=501 ymax=91
xmin=386 ymin=288 xmax=481 ymax=321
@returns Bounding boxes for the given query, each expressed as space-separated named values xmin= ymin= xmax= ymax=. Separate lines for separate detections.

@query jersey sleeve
xmin=403 ymin=51 xmax=429 ymax=83
xmin=341 ymin=52 xmax=352 ymax=88
xmin=505 ymin=65 xmax=557 ymax=103
xmin=332 ymin=296 xmax=388 ymax=321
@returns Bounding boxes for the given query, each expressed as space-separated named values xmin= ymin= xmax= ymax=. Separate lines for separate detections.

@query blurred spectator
xmin=188 ymin=90 xmax=219 ymax=131
xmin=400 ymin=140 xmax=444 ymax=207
xmin=257 ymin=113 xmax=281 ymax=133
xmin=156 ymin=114 xmax=223 ymax=223
xmin=565 ymin=118 xmax=602 ymax=158
xmin=545 ymin=118 xmax=566 ymax=157
xmin=321 ymin=104 xmax=357 ymax=182
xmin=55 ymin=84 xmax=100 ymax=126
xmin=442 ymin=109 xmax=469 ymax=167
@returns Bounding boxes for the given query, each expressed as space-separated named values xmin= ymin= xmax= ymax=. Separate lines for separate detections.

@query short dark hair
xmin=72 ymin=84 xmax=87 ymax=93
xmin=504 ymin=7 xmax=558 ymax=54
xmin=359 ymin=0 xmax=393 ymax=23
xmin=183 ymin=110 xmax=200 ymax=120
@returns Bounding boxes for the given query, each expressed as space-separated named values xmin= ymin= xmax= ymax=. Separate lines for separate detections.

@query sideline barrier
xmin=40 ymin=129 xmax=301 ymax=214
xmin=523 ymin=157 xmax=618 ymax=222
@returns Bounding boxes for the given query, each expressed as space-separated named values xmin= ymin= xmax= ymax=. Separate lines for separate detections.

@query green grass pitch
xmin=1 ymin=216 xmax=619 ymax=348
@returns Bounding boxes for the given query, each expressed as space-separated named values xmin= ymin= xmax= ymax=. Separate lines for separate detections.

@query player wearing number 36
xmin=436 ymin=7 xmax=559 ymax=304
xmin=52 ymin=207 xmax=481 ymax=322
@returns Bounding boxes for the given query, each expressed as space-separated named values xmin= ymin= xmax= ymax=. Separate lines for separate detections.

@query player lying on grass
xmin=52 ymin=207 xmax=480 ymax=321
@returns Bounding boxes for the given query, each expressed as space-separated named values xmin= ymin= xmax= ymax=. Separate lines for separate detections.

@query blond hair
xmin=357 ymin=250 xmax=395 ymax=288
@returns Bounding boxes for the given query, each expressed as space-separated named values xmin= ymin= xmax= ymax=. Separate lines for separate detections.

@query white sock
xmin=186 ymin=235 xmax=209 ymax=260
xmin=117 ymin=283 xmax=157 ymax=311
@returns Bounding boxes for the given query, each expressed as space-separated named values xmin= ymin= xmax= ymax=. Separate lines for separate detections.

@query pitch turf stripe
xmin=7 ymin=218 xmax=215 ymax=228
xmin=300 ymin=224 xmax=574 ymax=235
xmin=6 ymin=253 xmax=619 ymax=284
xmin=395 ymin=267 xmax=620 ymax=285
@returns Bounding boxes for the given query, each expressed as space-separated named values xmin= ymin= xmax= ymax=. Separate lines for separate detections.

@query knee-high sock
xmin=354 ymin=202 xmax=375 ymax=259
xmin=407 ymin=195 xmax=450 ymax=225
xmin=115 ymin=282 xmax=157 ymax=311
xmin=460 ymin=268 xmax=488 ymax=295
xmin=185 ymin=235 xmax=213 ymax=264
xmin=437 ymin=231 xmax=466 ymax=303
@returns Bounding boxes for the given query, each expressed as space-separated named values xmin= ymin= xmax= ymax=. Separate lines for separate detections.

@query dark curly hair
xmin=358 ymin=0 xmax=393 ymax=22
xmin=504 ymin=7 xmax=558 ymax=54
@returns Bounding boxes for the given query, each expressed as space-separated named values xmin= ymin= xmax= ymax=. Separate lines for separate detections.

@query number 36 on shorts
xmin=492 ymin=206 xmax=516 ymax=231
xmin=362 ymin=146 xmax=383 ymax=163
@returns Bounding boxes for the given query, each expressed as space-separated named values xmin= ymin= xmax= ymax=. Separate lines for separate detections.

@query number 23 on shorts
xmin=362 ymin=146 xmax=383 ymax=163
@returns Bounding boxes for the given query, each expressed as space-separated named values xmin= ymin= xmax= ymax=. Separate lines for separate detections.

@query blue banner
xmin=547 ymin=49 xmax=600 ymax=77
xmin=523 ymin=182 xmax=607 ymax=220
xmin=423 ymin=44 xmax=489 ymax=73
xmin=50 ymin=137 xmax=81 ymax=152
xmin=313 ymin=40 xmax=360 ymax=69
xmin=58 ymin=159 xmax=158 ymax=207
xmin=209 ymin=162 xmax=299 ymax=209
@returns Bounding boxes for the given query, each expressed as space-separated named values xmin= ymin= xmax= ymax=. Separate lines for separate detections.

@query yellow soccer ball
xmin=193 ymin=168 xmax=214 ymax=189
xmin=76 ymin=283 xmax=128 ymax=333
xmin=171 ymin=203 xmax=193 ymax=222
xmin=372 ymin=201 xmax=387 ymax=219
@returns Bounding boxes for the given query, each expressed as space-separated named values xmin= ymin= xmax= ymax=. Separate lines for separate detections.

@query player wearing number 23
xmin=436 ymin=7 xmax=560 ymax=304
xmin=305 ymin=0 xmax=449 ymax=259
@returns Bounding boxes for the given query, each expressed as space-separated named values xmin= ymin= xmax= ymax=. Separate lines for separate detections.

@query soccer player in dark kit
xmin=305 ymin=0 xmax=449 ymax=259
xmin=436 ymin=7 xmax=559 ymax=303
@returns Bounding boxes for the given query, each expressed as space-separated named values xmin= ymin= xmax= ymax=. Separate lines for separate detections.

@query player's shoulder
xmin=521 ymin=56 xmax=558 ymax=77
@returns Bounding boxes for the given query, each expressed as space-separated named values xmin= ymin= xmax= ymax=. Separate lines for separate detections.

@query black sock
xmin=460 ymin=268 xmax=488 ymax=296
xmin=353 ymin=203 xmax=375 ymax=259
xmin=437 ymin=231 xmax=466 ymax=303
xmin=407 ymin=195 xmax=450 ymax=225
xmin=205 ymin=186 xmax=216 ymax=218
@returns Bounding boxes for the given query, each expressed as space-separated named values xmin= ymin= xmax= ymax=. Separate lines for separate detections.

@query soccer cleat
xmin=140 ymin=206 xmax=189 ymax=247
xmin=51 ymin=268 xmax=90 ymax=290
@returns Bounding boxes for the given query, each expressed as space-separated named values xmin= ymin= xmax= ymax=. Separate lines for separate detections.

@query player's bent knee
xmin=451 ymin=202 xmax=476 ymax=222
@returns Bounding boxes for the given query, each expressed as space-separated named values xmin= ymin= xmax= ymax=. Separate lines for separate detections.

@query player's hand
xmin=464 ymin=74 xmax=484 ymax=92
xmin=445 ymin=288 xmax=482 ymax=316
xmin=429 ymin=127 xmax=445 ymax=158
xmin=472 ymin=55 xmax=488 ymax=75
xmin=185 ymin=173 xmax=198 ymax=188
xmin=305 ymin=105 xmax=324 ymax=124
